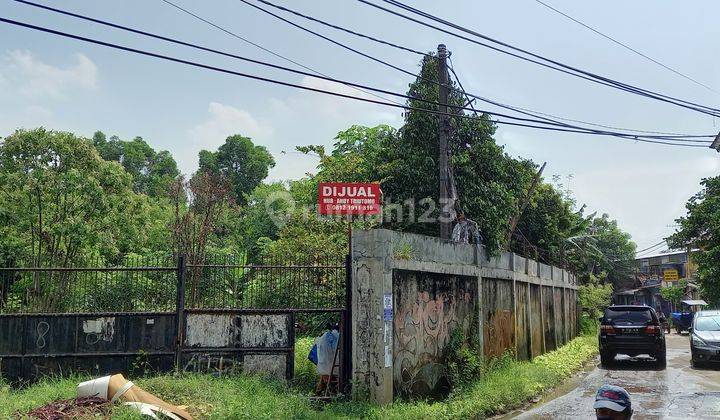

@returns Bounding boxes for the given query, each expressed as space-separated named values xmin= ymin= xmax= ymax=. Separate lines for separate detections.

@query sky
xmin=1 ymin=0 xmax=719 ymax=251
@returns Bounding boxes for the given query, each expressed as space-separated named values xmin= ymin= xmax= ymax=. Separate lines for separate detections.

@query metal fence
xmin=0 ymin=254 xmax=347 ymax=314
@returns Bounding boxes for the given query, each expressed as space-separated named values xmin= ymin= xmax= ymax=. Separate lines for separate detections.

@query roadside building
xmin=613 ymin=249 xmax=700 ymax=314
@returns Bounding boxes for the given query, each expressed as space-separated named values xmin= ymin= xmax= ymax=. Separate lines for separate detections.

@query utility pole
xmin=438 ymin=44 xmax=452 ymax=240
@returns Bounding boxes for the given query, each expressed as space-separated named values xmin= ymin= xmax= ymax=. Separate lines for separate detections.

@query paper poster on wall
xmin=383 ymin=293 xmax=393 ymax=321
xmin=384 ymin=345 xmax=392 ymax=367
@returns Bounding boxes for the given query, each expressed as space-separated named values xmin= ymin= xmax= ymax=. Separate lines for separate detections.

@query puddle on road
xmin=496 ymin=334 xmax=720 ymax=419
xmin=623 ymin=385 xmax=653 ymax=394
xmin=494 ymin=358 xmax=598 ymax=419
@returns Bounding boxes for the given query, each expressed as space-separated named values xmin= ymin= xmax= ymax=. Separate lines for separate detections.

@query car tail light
xmin=645 ymin=325 xmax=661 ymax=335
xmin=600 ymin=325 xmax=615 ymax=334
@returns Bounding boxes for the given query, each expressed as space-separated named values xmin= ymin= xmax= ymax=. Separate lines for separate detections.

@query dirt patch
xmin=25 ymin=397 xmax=110 ymax=420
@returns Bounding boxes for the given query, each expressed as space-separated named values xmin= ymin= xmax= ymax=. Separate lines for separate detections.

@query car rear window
xmin=604 ymin=308 xmax=653 ymax=324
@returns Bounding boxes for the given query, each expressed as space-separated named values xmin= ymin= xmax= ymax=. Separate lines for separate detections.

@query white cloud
xmin=572 ymin=156 xmax=720 ymax=249
xmin=177 ymin=102 xmax=274 ymax=175
xmin=271 ymin=76 xmax=403 ymax=123
xmin=189 ymin=102 xmax=273 ymax=149
xmin=1 ymin=50 xmax=97 ymax=99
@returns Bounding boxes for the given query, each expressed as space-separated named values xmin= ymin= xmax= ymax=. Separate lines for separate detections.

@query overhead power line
xmin=358 ymin=0 xmax=720 ymax=118
xmin=152 ymin=0 xmax=401 ymax=106
xmin=635 ymin=240 xmax=666 ymax=254
xmin=6 ymin=2 xmax=623 ymax=134
xmin=0 ymin=16 xmax=711 ymax=148
xmin=534 ymin=0 xmax=718 ymax=94
xmin=240 ymin=0 xmax=714 ymax=140
xmin=447 ymin=60 xmax=710 ymax=140
xmin=236 ymin=0 xmax=714 ymax=140
xmin=5 ymin=6 xmax=704 ymax=144
xmin=253 ymin=0 xmax=426 ymax=56
xmin=378 ymin=0 xmax=720 ymax=115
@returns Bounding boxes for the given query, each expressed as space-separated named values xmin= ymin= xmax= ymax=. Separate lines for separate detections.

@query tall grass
xmin=1 ymin=335 xmax=597 ymax=419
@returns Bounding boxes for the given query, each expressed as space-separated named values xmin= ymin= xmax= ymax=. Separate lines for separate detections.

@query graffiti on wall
xmin=392 ymin=271 xmax=477 ymax=399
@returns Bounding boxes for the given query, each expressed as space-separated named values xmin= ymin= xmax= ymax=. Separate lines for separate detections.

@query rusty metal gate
xmin=0 ymin=253 xmax=351 ymax=385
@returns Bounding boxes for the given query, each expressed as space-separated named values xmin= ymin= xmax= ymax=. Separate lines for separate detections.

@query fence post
xmin=539 ymin=274 xmax=546 ymax=354
xmin=342 ymin=253 xmax=352 ymax=393
xmin=175 ymin=255 xmax=186 ymax=372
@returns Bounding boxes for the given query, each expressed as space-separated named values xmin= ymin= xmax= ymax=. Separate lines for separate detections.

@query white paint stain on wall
xmin=239 ymin=315 xmax=289 ymax=347
xmin=243 ymin=354 xmax=287 ymax=380
xmin=185 ymin=314 xmax=232 ymax=347
xmin=82 ymin=317 xmax=115 ymax=343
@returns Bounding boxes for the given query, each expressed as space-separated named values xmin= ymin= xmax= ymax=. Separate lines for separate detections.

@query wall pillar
xmin=351 ymin=230 xmax=394 ymax=405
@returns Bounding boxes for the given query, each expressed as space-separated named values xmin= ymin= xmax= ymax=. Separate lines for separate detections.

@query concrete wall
xmin=351 ymin=229 xmax=578 ymax=404
xmin=393 ymin=270 xmax=477 ymax=399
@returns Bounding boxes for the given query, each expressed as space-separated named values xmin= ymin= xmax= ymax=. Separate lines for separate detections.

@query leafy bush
xmin=579 ymin=282 xmax=613 ymax=319
xmin=580 ymin=316 xmax=600 ymax=335
xmin=579 ymin=281 xmax=612 ymax=334
xmin=447 ymin=328 xmax=483 ymax=389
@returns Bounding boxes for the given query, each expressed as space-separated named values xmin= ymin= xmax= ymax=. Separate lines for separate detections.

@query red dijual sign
xmin=318 ymin=182 xmax=382 ymax=215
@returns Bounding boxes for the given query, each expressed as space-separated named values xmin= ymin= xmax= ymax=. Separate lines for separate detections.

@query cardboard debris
xmin=77 ymin=374 xmax=193 ymax=419
xmin=26 ymin=396 xmax=110 ymax=420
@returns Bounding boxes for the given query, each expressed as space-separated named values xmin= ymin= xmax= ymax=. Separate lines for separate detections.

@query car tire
xmin=655 ymin=351 xmax=667 ymax=369
xmin=600 ymin=351 xmax=614 ymax=367
xmin=692 ymin=358 xmax=703 ymax=369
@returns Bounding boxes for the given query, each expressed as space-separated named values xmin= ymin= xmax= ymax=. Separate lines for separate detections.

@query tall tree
xmin=0 ymin=128 xmax=165 ymax=280
xmin=668 ymin=176 xmax=720 ymax=303
xmin=169 ymin=171 xmax=235 ymax=305
xmin=378 ymin=54 xmax=537 ymax=251
xmin=198 ymin=135 xmax=275 ymax=205
xmin=92 ymin=131 xmax=179 ymax=198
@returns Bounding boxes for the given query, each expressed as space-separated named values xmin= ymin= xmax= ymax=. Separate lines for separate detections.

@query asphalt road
xmin=512 ymin=333 xmax=720 ymax=419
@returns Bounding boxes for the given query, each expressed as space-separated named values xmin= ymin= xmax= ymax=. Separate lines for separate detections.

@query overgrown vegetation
xmin=669 ymin=176 xmax=720 ymax=304
xmin=578 ymin=278 xmax=613 ymax=334
xmin=660 ymin=280 xmax=687 ymax=310
xmin=1 ymin=53 xmax=635 ymax=305
xmin=2 ymin=335 xmax=597 ymax=419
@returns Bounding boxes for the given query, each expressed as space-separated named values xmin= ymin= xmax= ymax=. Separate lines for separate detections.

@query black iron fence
xmin=0 ymin=254 xmax=346 ymax=314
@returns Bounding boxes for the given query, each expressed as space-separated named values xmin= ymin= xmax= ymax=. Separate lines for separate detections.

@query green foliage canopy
xmin=0 ymin=128 xmax=168 ymax=266
xmin=92 ymin=131 xmax=179 ymax=198
xmin=669 ymin=175 xmax=720 ymax=303
xmin=199 ymin=135 xmax=275 ymax=205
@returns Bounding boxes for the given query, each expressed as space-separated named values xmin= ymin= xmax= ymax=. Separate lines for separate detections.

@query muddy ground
xmin=512 ymin=333 xmax=720 ymax=419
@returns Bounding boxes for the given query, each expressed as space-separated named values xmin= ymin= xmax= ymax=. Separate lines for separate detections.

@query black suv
xmin=599 ymin=305 xmax=666 ymax=368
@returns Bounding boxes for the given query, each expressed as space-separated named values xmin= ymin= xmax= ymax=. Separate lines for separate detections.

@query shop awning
xmin=682 ymin=299 xmax=708 ymax=306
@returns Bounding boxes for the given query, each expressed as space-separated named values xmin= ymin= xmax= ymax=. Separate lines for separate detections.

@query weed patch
xmin=2 ymin=335 xmax=597 ymax=419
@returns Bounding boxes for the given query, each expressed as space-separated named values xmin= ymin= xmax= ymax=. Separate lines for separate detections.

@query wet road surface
xmin=513 ymin=333 xmax=720 ymax=419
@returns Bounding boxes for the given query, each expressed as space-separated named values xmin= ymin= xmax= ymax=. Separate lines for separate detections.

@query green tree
xmin=668 ymin=175 xmax=720 ymax=304
xmin=248 ymin=53 xmax=636 ymax=290
xmin=660 ymin=281 xmax=687 ymax=310
xmin=512 ymin=183 xmax=577 ymax=262
xmin=0 ymin=128 xmax=158 ymax=266
xmin=92 ymin=131 xmax=179 ymax=197
xmin=562 ymin=213 xmax=636 ymax=288
xmin=380 ymin=54 xmax=536 ymax=251
xmin=239 ymin=182 xmax=293 ymax=260
xmin=578 ymin=278 xmax=613 ymax=333
xmin=198 ymin=135 xmax=275 ymax=205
